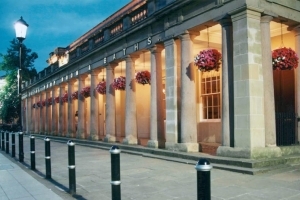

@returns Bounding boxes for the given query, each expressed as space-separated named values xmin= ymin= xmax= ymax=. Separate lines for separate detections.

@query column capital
xmin=125 ymin=54 xmax=139 ymax=63
xmin=106 ymin=62 xmax=118 ymax=69
xmin=148 ymin=44 xmax=164 ymax=54
xmin=90 ymin=68 xmax=101 ymax=76
xmin=163 ymin=38 xmax=176 ymax=47
xmin=218 ymin=17 xmax=232 ymax=27
xmin=261 ymin=15 xmax=273 ymax=23
xmin=78 ymin=74 xmax=88 ymax=81
xmin=178 ymin=30 xmax=199 ymax=41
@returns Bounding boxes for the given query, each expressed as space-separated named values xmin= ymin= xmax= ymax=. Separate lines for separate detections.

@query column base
xmin=217 ymin=146 xmax=282 ymax=159
xmin=165 ymin=142 xmax=199 ymax=152
xmin=89 ymin=133 xmax=99 ymax=141
xmin=147 ymin=140 xmax=158 ymax=148
xmin=123 ymin=135 xmax=138 ymax=145
xmin=104 ymin=135 xmax=116 ymax=142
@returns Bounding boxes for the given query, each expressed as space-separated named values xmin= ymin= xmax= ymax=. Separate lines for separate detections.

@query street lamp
xmin=14 ymin=16 xmax=29 ymax=131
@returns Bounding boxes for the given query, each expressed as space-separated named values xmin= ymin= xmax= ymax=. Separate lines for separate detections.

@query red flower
xmin=47 ymin=97 xmax=53 ymax=106
xmin=80 ymin=86 xmax=91 ymax=98
xmin=96 ymin=81 xmax=106 ymax=95
xmin=62 ymin=92 xmax=68 ymax=103
xmin=71 ymin=91 xmax=78 ymax=100
xmin=272 ymin=47 xmax=299 ymax=70
xmin=135 ymin=71 xmax=151 ymax=85
xmin=112 ymin=76 xmax=126 ymax=90
xmin=54 ymin=96 xmax=60 ymax=103
xmin=194 ymin=49 xmax=222 ymax=72
xmin=42 ymin=100 xmax=46 ymax=107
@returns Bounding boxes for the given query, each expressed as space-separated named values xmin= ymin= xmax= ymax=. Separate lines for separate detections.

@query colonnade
xmin=22 ymin=8 xmax=300 ymax=156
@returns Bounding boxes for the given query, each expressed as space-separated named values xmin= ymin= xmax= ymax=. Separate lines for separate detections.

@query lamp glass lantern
xmin=14 ymin=16 xmax=29 ymax=43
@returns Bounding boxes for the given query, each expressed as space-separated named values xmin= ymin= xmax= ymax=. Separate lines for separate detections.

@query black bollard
xmin=6 ymin=131 xmax=9 ymax=154
xmin=12 ymin=132 xmax=15 ymax=157
xmin=2 ymin=131 xmax=5 ymax=151
xmin=195 ymin=158 xmax=213 ymax=200
xmin=44 ymin=137 xmax=51 ymax=179
xmin=110 ymin=145 xmax=121 ymax=200
xmin=19 ymin=132 xmax=24 ymax=162
xmin=0 ymin=131 xmax=2 ymax=149
xmin=68 ymin=140 xmax=76 ymax=195
xmin=30 ymin=135 xmax=35 ymax=170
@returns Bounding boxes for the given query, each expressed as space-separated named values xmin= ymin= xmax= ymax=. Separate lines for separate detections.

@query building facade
xmin=22 ymin=0 xmax=300 ymax=159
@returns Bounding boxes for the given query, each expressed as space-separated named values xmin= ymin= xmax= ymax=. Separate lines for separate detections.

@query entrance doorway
xmin=273 ymin=70 xmax=297 ymax=146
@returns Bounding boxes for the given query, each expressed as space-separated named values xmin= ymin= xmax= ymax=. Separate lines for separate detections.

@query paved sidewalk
xmin=1 ymin=135 xmax=300 ymax=199
xmin=0 ymin=152 xmax=64 ymax=200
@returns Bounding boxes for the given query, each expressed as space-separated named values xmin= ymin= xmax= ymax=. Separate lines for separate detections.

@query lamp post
xmin=14 ymin=16 xmax=28 ymax=131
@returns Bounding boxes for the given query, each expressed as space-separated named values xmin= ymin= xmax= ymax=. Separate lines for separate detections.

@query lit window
xmin=201 ymin=70 xmax=221 ymax=120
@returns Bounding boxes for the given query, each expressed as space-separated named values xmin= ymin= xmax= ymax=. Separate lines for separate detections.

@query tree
xmin=0 ymin=38 xmax=38 ymax=124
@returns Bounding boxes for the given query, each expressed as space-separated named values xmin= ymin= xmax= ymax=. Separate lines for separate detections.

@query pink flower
xmin=272 ymin=47 xmax=299 ymax=70
xmin=112 ymin=76 xmax=126 ymax=90
xmin=80 ymin=86 xmax=91 ymax=98
xmin=62 ymin=92 xmax=69 ymax=103
xmin=135 ymin=71 xmax=151 ymax=85
xmin=47 ymin=97 xmax=53 ymax=106
xmin=54 ymin=96 xmax=60 ymax=103
xmin=194 ymin=49 xmax=222 ymax=72
xmin=71 ymin=91 xmax=79 ymax=100
xmin=96 ymin=81 xmax=106 ymax=95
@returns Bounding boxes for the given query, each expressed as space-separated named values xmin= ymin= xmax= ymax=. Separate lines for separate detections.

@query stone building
xmin=22 ymin=0 xmax=300 ymax=159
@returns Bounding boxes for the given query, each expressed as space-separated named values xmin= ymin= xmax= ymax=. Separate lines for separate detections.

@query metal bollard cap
xmin=19 ymin=131 xmax=23 ymax=135
xmin=30 ymin=135 xmax=35 ymax=138
xmin=195 ymin=158 xmax=213 ymax=171
xmin=44 ymin=137 xmax=50 ymax=141
xmin=67 ymin=140 xmax=75 ymax=146
xmin=110 ymin=145 xmax=121 ymax=154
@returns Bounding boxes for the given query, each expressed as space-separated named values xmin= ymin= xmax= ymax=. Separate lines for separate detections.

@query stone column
xmin=178 ymin=31 xmax=198 ymax=152
xmin=22 ymin=99 xmax=26 ymax=132
xmin=34 ymin=95 xmax=39 ymax=134
xmin=147 ymin=45 xmax=165 ymax=148
xmin=89 ymin=70 xmax=100 ymax=140
xmin=77 ymin=74 xmax=87 ymax=139
xmin=219 ymin=17 xmax=234 ymax=147
xmin=294 ymin=25 xmax=300 ymax=143
xmin=104 ymin=63 xmax=117 ymax=142
xmin=67 ymin=79 xmax=76 ymax=137
xmin=39 ymin=92 xmax=44 ymax=134
xmin=123 ymin=55 xmax=138 ymax=145
xmin=30 ymin=96 xmax=34 ymax=134
xmin=45 ymin=90 xmax=50 ymax=134
xmin=26 ymin=96 xmax=31 ymax=134
xmin=51 ymin=86 xmax=58 ymax=136
xmin=164 ymin=38 xmax=180 ymax=150
xmin=58 ymin=84 xmax=66 ymax=136
xmin=261 ymin=15 xmax=277 ymax=147
xmin=217 ymin=8 xmax=280 ymax=158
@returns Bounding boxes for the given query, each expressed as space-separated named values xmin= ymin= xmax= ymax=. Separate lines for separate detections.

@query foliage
xmin=0 ymin=39 xmax=38 ymax=124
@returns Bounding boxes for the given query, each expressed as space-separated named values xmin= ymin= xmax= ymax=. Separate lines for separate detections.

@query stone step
xmin=32 ymin=135 xmax=300 ymax=174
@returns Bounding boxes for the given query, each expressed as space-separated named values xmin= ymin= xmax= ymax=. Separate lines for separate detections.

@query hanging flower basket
xmin=62 ymin=92 xmax=68 ymax=103
xmin=80 ymin=86 xmax=91 ymax=98
xmin=96 ymin=81 xmax=106 ymax=95
xmin=42 ymin=100 xmax=46 ymax=107
xmin=54 ymin=96 xmax=60 ymax=104
xmin=47 ymin=97 xmax=53 ymax=106
xmin=135 ymin=70 xmax=151 ymax=85
xmin=112 ymin=76 xmax=126 ymax=90
xmin=36 ymin=101 xmax=42 ymax=108
xmin=32 ymin=103 xmax=36 ymax=109
xmin=194 ymin=49 xmax=222 ymax=72
xmin=272 ymin=47 xmax=299 ymax=70
xmin=71 ymin=91 xmax=78 ymax=100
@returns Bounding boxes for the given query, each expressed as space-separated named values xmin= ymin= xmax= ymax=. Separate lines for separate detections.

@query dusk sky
xmin=0 ymin=0 xmax=131 ymax=75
